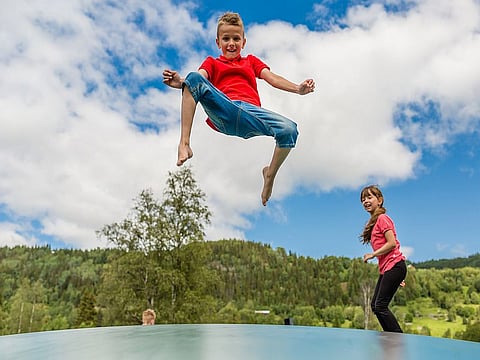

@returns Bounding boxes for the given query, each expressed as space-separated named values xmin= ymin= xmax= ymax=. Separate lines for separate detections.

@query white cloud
xmin=436 ymin=242 xmax=470 ymax=258
xmin=0 ymin=222 xmax=39 ymax=247
xmin=401 ymin=246 xmax=414 ymax=260
xmin=1 ymin=0 xmax=480 ymax=249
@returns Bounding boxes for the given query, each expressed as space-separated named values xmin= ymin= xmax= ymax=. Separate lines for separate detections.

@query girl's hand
xmin=363 ymin=253 xmax=375 ymax=263
xmin=400 ymin=280 xmax=406 ymax=287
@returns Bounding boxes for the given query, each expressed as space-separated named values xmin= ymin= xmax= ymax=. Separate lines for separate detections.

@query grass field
xmin=335 ymin=299 xmax=479 ymax=340
xmin=406 ymin=316 xmax=465 ymax=338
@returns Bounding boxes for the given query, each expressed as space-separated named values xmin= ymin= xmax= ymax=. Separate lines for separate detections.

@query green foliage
xmin=162 ymin=166 xmax=211 ymax=249
xmin=414 ymin=253 xmax=480 ymax=269
xmin=0 ymin=244 xmax=479 ymax=341
xmin=456 ymin=305 xmax=476 ymax=319
xmin=321 ymin=305 xmax=345 ymax=327
xmin=404 ymin=312 xmax=413 ymax=323
xmin=75 ymin=291 xmax=96 ymax=327
xmin=461 ymin=321 xmax=480 ymax=342
xmin=97 ymin=189 xmax=167 ymax=252
xmin=216 ymin=301 xmax=241 ymax=323
xmin=6 ymin=279 xmax=49 ymax=334
xmin=474 ymin=279 xmax=480 ymax=293
xmin=351 ymin=311 xmax=365 ymax=329
xmin=419 ymin=326 xmax=431 ymax=336
xmin=447 ymin=309 xmax=457 ymax=322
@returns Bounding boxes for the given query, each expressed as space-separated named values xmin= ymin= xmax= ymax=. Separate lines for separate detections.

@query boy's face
xmin=216 ymin=24 xmax=246 ymax=59
xmin=142 ymin=315 xmax=154 ymax=325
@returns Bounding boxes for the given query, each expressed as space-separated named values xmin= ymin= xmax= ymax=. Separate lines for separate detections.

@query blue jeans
xmin=183 ymin=72 xmax=298 ymax=148
xmin=371 ymin=260 xmax=407 ymax=333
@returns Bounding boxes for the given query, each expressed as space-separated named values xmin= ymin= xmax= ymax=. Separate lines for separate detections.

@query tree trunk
xmin=29 ymin=302 xmax=36 ymax=332
xmin=361 ymin=283 xmax=372 ymax=330
xmin=17 ymin=302 xmax=24 ymax=334
xmin=171 ymin=282 xmax=176 ymax=323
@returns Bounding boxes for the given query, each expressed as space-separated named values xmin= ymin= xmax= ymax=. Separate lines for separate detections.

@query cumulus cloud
xmin=0 ymin=217 xmax=39 ymax=247
xmin=1 ymin=0 xmax=479 ymax=249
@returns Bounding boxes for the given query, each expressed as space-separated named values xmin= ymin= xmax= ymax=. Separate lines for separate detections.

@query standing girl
xmin=360 ymin=185 xmax=406 ymax=333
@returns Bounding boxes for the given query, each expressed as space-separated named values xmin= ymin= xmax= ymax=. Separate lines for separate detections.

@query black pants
xmin=371 ymin=260 xmax=407 ymax=332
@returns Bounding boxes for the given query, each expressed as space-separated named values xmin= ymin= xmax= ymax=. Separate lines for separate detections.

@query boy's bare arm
xmin=163 ymin=69 xmax=209 ymax=89
xmin=260 ymin=68 xmax=315 ymax=95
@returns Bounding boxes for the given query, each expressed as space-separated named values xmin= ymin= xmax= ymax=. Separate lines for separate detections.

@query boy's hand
xmin=298 ymin=79 xmax=315 ymax=95
xmin=163 ymin=69 xmax=183 ymax=89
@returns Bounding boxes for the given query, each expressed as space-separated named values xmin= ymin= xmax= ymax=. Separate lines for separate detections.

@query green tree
xmin=7 ymin=279 xmax=48 ymax=334
xmin=418 ymin=326 xmax=431 ymax=336
xmin=96 ymin=166 xmax=213 ymax=324
xmin=474 ymin=279 xmax=480 ymax=292
xmin=161 ymin=166 xmax=211 ymax=249
xmin=97 ymin=251 xmax=169 ymax=325
xmin=321 ymin=305 xmax=346 ymax=327
xmin=294 ymin=305 xmax=320 ymax=326
xmin=0 ymin=301 xmax=8 ymax=335
xmin=347 ymin=259 xmax=377 ymax=329
xmin=352 ymin=311 xmax=365 ymax=329
xmin=462 ymin=321 xmax=480 ymax=342
xmin=404 ymin=312 xmax=414 ymax=323
xmin=97 ymin=189 xmax=167 ymax=253
xmin=97 ymin=166 xmax=211 ymax=252
xmin=75 ymin=290 xmax=97 ymax=327
xmin=447 ymin=309 xmax=457 ymax=322
xmin=216 ymin=301 xmax=241 ymax=323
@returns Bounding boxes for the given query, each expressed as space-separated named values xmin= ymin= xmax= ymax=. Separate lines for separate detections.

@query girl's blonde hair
xmin=217 ymin=12 xmax=244 ymax=36
xmin=359 ymin=185 xmax=386 ymax=244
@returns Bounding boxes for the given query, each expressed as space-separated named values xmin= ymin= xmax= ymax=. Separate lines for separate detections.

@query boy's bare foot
xmin=261 ymin=166 xmax=274 ymax=206
xmin=177 ymin=144 xmax=193 ymax=166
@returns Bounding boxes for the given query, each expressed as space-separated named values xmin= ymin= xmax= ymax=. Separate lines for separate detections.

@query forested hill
xmin=0 ymin=242 xmax=479 ymax=341
xmin=413 ymin=253 xmax=480 ymax=269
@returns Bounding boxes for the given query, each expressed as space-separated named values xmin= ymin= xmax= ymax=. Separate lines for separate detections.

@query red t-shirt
xmin=371 ymin=214 xmax=405 ymax=274
xmin=199 ymin=54 xmax=269 ymax=106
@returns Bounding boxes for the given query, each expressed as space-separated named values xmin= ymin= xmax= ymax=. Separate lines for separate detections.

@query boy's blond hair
xmin=217 ymin=12 xmax=244 ymax=36
xmin=142 ymin=308 xmax=156 ymax=325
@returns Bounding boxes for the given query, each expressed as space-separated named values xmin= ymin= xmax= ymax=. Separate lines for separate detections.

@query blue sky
xmin=248 ymin=131 xmax=480 ymax=261
xmin=1 ymin=0 xmax=479 ymax=262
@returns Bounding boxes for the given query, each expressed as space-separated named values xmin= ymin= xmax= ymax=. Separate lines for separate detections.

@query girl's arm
xmin=363 ymin=230 xmax=397 ymax=262
xmin=260 ymin=68 xmax=315 ymax=95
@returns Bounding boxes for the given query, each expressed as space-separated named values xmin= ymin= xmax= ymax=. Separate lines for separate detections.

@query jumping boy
xmin=163 ymin=12 xmax=315 ymax=206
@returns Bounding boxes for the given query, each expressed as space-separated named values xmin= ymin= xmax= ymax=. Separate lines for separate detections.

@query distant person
xmin=360 ymin=185 xmax=406 ymax=333
xmin=142 ymin=309 xmax=156 ymax=325
xmin=163 ymin=11 xmax=315 ymax=206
